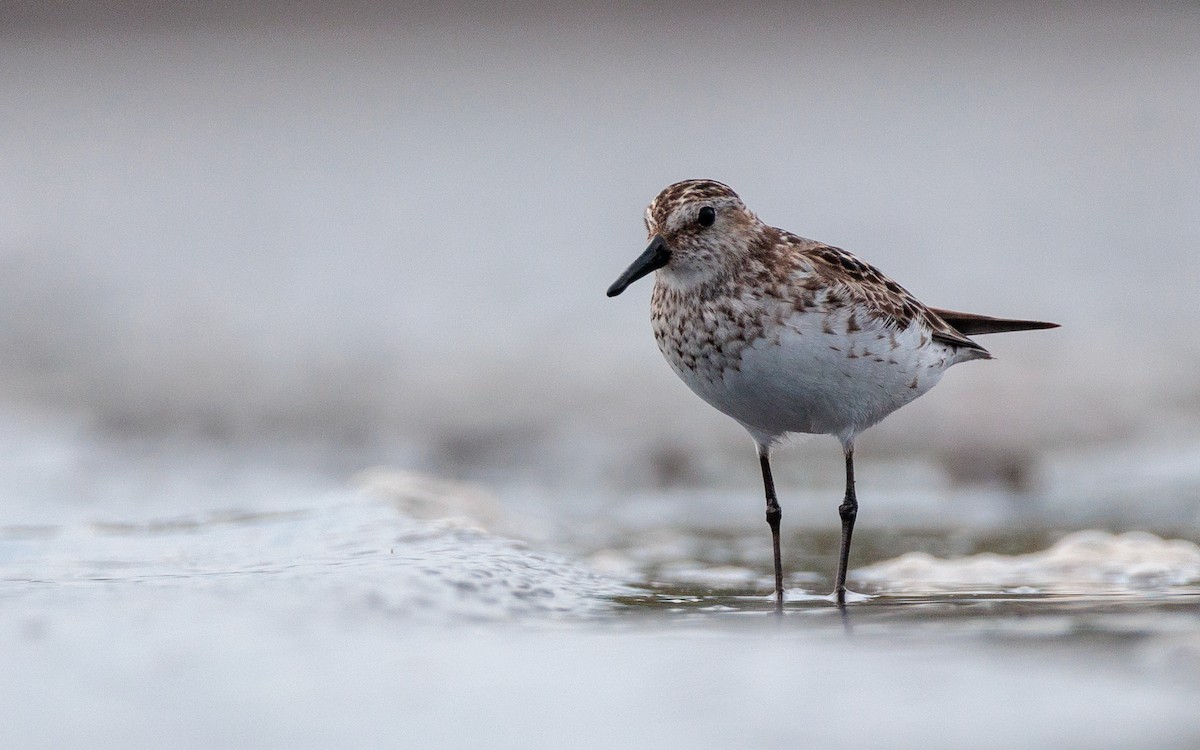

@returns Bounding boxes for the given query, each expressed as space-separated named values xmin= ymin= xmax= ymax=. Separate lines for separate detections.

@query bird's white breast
xmin=654 ymin=294 xmax=966 ymax=445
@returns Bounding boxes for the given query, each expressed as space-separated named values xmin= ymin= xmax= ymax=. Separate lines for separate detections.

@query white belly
xmin=661 ymin=305 xmax=964 ymax=445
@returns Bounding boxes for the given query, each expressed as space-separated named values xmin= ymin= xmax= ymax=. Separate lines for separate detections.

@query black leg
xmin=759 ymin=451 xmax=784 ymax=610
xmin=835 ymin=443 xmax=858 ymax=606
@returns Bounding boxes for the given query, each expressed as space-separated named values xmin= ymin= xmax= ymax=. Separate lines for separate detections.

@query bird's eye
xmin=697 ymin=206 xmax=716 ymax=227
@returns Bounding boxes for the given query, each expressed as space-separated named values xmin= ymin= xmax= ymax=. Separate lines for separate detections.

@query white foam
xmin=352 ymin=467 xmax=508 ymax=532
xmin=0 ymin=494 xmax=626 ymax=624
xmin=858 ymin=530 xmax=1200 ymax=591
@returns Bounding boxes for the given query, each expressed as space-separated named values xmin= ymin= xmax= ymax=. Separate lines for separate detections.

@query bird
xmin=606 ymin=179 xmax=1057 ymax=608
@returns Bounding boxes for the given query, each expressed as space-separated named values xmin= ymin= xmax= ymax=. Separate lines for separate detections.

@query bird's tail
xmin=930 ymin=308 xmax=1059 ymax=336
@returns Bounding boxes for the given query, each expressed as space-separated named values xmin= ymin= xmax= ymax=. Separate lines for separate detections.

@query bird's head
xmin=607 ymin=179 xmax=762 ymax=297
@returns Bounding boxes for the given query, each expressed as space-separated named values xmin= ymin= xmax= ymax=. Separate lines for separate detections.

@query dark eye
xmin=697 ymin=206 xmax=716 ymax=227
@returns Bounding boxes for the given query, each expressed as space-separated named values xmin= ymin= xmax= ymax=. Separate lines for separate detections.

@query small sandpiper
xmin=607 ymin=179 xmax=1057 ymax=608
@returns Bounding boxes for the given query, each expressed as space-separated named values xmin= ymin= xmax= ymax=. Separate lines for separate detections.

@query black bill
xmin=606 ymin=235 xmax=670 ymax=297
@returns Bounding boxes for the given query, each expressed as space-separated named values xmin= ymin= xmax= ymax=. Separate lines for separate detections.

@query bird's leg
xmin=835 ymin=442 xmax=858 ymax=606
xmin=758 ymin=450 xmax=784 ymax=610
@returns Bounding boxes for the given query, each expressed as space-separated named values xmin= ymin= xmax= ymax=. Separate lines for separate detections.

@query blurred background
xmin=5 ymin=5 xmax=1200 ymax=748
xmin=1 ymin=1 xmax=1198 ymax=529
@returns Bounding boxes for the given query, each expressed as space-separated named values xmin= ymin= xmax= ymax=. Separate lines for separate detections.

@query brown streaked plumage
xmin=607 ymin=179 xmax=1058 ymax=609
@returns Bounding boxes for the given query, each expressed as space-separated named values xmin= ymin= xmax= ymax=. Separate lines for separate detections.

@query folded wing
xmin=930 ymin=308 xmax=1059 ymax=336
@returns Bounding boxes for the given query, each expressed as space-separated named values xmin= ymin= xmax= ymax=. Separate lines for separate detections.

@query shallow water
xmin=3 ymin=470 xmax=1199 ymax=749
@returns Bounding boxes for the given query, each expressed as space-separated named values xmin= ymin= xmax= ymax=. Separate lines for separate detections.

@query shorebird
xmin=606 ymin=179 xmax=1057 ymax=607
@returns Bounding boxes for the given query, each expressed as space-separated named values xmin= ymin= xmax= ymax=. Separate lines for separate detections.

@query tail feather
xmin=930 ymin=307 xmax=1059 ymax=336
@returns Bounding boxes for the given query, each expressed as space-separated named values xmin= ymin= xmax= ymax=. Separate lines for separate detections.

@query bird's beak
xmin=606 ymin=235 xmax=670 ymax=297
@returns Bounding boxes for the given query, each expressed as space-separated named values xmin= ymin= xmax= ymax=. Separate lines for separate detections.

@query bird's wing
xmin=927 ymin=308 xmax=1060 ymax=335
xmin=794 ymin=240 xmax=988 ymax=353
